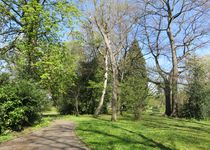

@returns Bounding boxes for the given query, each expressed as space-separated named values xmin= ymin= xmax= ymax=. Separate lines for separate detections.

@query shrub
xmin=0 ymin=80 xmax=47 ymax=134
xmin=57 ymin=98 xmax=75 ymax=115
xmin=179 ymin=58 xmax=207 ymax=120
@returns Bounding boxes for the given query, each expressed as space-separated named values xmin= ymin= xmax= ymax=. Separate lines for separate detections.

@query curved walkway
xmin=0 ymin=120 xmax=89 ymax=150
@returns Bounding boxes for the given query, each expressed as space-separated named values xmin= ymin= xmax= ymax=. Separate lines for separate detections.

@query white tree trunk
xmin=94 ymin=50 xmax=109 ymax=117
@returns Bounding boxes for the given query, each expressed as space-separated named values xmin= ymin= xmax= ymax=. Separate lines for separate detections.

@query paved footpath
xmin=0 ymin=120 xmax=89 ymax=150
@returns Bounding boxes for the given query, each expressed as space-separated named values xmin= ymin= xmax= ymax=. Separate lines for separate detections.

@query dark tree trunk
xmin=164 ymin=84 xmax=171 ymax=116
xmin=111 ymin=67 xmax=118 ymax=121
xmin=75 ymin=88 xmax=80 ymax=116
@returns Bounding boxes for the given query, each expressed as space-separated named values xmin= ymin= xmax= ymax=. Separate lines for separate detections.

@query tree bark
xmin=94 ymin=50 xmax=109 ymax=117
xmin=111 ymin=67 xmax=118 ymax=121
xmin=167 ymin=27 xmax=178 ymax=116
xmin=100 ymin=31 xmax=118 ymax=121
xmin=164 ymin=81 xmax=171 ymax=116
xmin=75 ymin=87 xmax=80 ymax=116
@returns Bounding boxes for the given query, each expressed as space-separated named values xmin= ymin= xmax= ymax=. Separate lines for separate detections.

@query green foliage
xmin=58 ymin=49 xmax=111 ymax=115
xmin=0 ymin=79 xmax=48 ymax=134
xmin=120 ymin=40 xmax=148 ymax=119
xmin=76 ymin=57 xmax=106 ymax=114
xmin=37 ymin=44 xmax=77 ymax=104
xmin=180 ymin=58 xmax=208 ymax=119
xmin=0 ymin=0 xmax=80 ymax=79
xmin=203 ymin=84 xmax=210 ymax=117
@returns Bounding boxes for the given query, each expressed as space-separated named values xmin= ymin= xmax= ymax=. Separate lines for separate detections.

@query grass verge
xmin=0 ymin=116 xmax=54 ymax=143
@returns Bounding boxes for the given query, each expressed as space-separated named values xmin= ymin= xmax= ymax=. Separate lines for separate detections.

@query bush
xmin=0 ymin=80 xmax=47 ymax=134
xmin=57 ymin=98 xmax=75 ymax=115
xmin=179 ymin=58 xmax=207 ymax=120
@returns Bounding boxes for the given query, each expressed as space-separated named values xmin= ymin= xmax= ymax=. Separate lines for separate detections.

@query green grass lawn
xmin=62 ymin=114 xmax=210 ymax=150
xmin=1 ymin=113 xmax=210 ymax=150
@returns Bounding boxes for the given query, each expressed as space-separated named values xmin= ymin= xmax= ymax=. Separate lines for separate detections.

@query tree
xmin=0 ymin=0 xmax=79 ymax=79
xmin=37 ymin=44 xmax=77 ymax=107
xmin=120 ymin=40 xmax=148 ymax=120
xmin=79 ymin=20 xmax=109 ymax=117
xmin=88 ymin=0 xmax=138 ymax=121
xmin=140 ymin=0 xmax=210 ymax=116
xmin=94 ymin=49 xmax=109 ymax=117
xmin=180 ymin=57 xmax=207 ymax=119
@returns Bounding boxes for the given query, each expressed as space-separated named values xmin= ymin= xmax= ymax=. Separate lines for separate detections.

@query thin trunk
xmin=75 ymin=87 xmax=80 ymax=116
xmin=118 ymin=69 xmax=125 ymax=116
xmin=171 ymin=41 xmax=178 ymax=116
xmin=94 ymin=50 xmax=109 ymax=117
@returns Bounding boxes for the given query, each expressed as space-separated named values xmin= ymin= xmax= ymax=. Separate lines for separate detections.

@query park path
xmin=0 ymin=120 xmax=89 ymax=150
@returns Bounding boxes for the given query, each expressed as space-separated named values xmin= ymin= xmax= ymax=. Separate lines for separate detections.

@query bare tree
xmin=79 ymin=18 xmax=110 ymax=117
xmin=94 ymin=49 xmax=109 ymax=117
xmin=140 ymin=0 xmax=210 ymax=116
xmin=88 ymin=0 xmax=138 ymax=121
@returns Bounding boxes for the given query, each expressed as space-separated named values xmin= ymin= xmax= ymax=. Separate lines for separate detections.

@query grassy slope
xmin=62 ymin=114 xmax=210 ymax=150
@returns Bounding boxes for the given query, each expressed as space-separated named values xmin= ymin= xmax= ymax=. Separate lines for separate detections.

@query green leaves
xmin=36 ymin=43 xmax=77 ymax=104
xmin=0 ymin=79 xmax=47 ymax=133
xmin=120 ymin=40 xmax=148 ymax=119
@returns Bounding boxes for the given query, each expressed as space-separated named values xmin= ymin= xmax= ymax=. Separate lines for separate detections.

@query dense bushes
xmin=0 ymin=79 xmax=48 ymax=134
xmin=179 ymin=58 xmax=209 ymax=120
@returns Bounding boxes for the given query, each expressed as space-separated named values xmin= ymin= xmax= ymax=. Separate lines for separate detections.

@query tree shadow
xmin=78 ymin=127 xmax=172 ymax=150
xmin=143 ymin=118 xmax=210 ymax=135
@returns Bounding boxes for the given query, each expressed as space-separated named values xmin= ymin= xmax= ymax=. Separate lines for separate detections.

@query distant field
xmin=63 ymin=114 xmax=210 ymax=150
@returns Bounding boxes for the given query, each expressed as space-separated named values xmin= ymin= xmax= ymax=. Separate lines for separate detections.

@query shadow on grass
xmin=78 ymin=128 xmax=172 ymax=150
xmin=78 ymin=119 xmax=172 ymax=150
xmin=90 ymin=115 xmax=210 ymax=149
xmin=143 ymin=118 xmax=210 ymax=135
xmin=147 ymin=114 xmax=210 ymax=128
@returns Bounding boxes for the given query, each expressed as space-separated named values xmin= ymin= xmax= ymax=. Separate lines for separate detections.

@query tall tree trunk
xmin=117 ymin=71 xmax=124 ymax=116
xmin=94 ymin=50 xmax=109 ymax=117
xmin=164 ymin=81 xmax=171 ymax=116
xmin=111 ymin=67 xmax=118 ymax=121
xmin=110 ymin=53 xmax=118 ymax=121
xmin=75 ymin=87 xmax=80 ymax=116
xmin=171 ymin=60 xmax=178 ymax=116
xmin=167 ymin=27 xmax=178 ymax=116
xmin=94 ymin=20 xmax=119 ymax=121
xmin=102 ymin=34 xmax=118 ymax=121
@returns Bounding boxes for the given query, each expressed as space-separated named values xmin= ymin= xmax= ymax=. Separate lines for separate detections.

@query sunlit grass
xmin=1 ymin=113 xmax=210 ymax=150
xmin=63 ymin=114 xmax=210 ymax=150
